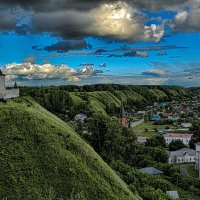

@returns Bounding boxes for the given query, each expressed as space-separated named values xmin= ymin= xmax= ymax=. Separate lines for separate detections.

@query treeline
xmin=80 ymin=115 xmax=200 ymax=199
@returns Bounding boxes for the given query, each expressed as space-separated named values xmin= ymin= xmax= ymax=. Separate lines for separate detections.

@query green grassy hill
xmin=69 ymin=86 xmax=188 ymax=116
xmin=0 ymin=97 xmax=140 ymax=200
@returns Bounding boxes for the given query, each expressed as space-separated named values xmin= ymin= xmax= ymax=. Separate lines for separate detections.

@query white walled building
xmin=195 ymin=142 xmax=200 ymax=171
xmin=164 ymin=133 xmax=193 ymax=146
xmin=168 ymin=148 xmax=195 ymax=164
xmin=0 ymin=70 xmax=19 ymax=100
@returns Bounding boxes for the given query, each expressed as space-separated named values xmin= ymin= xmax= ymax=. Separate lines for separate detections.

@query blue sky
xmin=1 ymin=0 xmax=200 ymax=86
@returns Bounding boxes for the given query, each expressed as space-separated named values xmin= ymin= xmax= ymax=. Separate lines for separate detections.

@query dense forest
xmin=20 ymin=84 xmax=189 ymax=120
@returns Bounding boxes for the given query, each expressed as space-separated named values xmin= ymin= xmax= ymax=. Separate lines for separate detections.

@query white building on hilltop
xmin=168 ymin=148 xmax=195 ymax=164
xmin=0 ymin=70 xmax=19 ymax=100
xmin=164 ymin=133 xmax=193 ymax=146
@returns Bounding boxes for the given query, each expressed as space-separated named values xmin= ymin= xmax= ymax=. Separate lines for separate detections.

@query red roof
xmin=164 ymin=133 xmax=193 ymax=138
xmin=195 ymin=141 xmax=200 ymax=145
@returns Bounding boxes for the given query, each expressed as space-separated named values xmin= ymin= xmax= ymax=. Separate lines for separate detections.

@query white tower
xmin=0 ymin=70 xmax=6 ymax=91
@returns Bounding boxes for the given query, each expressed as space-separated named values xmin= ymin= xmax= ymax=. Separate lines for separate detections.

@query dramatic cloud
xmin=142 ymin=69 xmax=169 ymax=76
xmin=34 ymin=39 xmax=90 ymax=53
xmin=0 ymin=1 xmax=165 ymax=42
xmin=0 ymin=9 xmax=16 ymax=31
xmin=95 ymin=49 xmax=106 ymax=54
xmin=2 ymin=62 xmax=103 ymax=82
xmin=172 ymin=0 xmax=200 ymax=32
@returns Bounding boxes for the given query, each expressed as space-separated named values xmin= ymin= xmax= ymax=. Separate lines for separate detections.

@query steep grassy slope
xmin=0 ymin=97 xmax=140 ymax=200
xmin=69 ymin=87 xmax=188 ymax=116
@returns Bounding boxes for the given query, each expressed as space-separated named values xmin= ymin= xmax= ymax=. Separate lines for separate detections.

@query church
xmin=0 ymin=70 xmax=19 ymax=100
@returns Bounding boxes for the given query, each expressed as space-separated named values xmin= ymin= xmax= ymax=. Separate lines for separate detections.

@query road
xmin=131 ymin=118 xmax=144 ymax=128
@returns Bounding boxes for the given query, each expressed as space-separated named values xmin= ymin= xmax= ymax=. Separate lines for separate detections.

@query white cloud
xmin=2 ymin=62 xmax=102 ymax=82
xmin=143 ymin=69 xmax=169 ymax=76
xmin=88 ymin=1 xmax=164 ymax=42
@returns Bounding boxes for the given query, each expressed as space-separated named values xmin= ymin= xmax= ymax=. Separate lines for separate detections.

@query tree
xmin=189 ymin=121 xmax=200 ymax=149
xmin=87 ymin=113 xmax=108 ymax=153
xmin=169 ymin=140 xmax=186 ymax=151
xmin=145 ymin=135 xmax=166 ymax=148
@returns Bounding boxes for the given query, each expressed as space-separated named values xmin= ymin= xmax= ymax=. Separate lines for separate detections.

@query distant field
xmin=134 ymin=121 xmax=175 ymax=131
xmin=135 ymin=132 xmax=160 ymax=137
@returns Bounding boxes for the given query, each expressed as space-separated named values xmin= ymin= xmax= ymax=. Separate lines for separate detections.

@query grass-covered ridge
xmin=0 ymin=97 xmax=140 ymax=200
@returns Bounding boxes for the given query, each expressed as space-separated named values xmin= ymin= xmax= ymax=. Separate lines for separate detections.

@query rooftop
xmin=164 ymin=133 xmax=193 ymax=138
xmin=166 ymin=191 xmax=179 ymax=199
xmin=168 ymin=148 xmax=195 ymax=158
xmin=140 ymin=167 xmax=164 ymax=175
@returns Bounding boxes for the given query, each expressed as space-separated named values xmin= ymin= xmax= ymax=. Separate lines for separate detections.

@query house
xmin=137 ymin=110 xmax=146 ymax=115
xmin=137 ymin=136 xmax=149 ymax=143
xmin=140 ymin=167 xmax=164 ymax=175
xmin=168 ymin=148 xmax=195 ymax=164
xmin=153 ymin=102 xmax=159 ymax=107
xmin=151 ymin=114 xmax=161 ymax=121
xmin=0 ymin=70 xmax=19 ymax=100
xmin=164 ymin=109 xmax=174 ymax=117
xmin=181 ymin=122 xmax=192 ymax=128
xmin=195 ymin=142 xmax=200 ymax=171
xmin=164 ymin=133 xmax=193 ymax=146
xmin=159 ymin=130 xmax=168 ymax=135
xmin=74 ymin=113 xmax=87 ymax=123
xmin=166 ymin=191 xmax=179 ymax=199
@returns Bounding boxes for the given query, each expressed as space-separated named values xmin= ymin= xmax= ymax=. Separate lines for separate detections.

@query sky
xmin=1 ymin=0 xmax=200 ymax=87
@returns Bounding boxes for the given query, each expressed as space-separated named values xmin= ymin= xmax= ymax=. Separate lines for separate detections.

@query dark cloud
xmin=0 ymin=9 xmax=16 ymax=31
xmin=1 ymin=0 xmax=199 ymax=42
xmin=34 ymin=39 xmax=90 ymax=53
xmin=109 ymin=51 xmax=149 ymax=58
xmin=131 ymin=0 xmax=189 ymax=11
xmin=0 ymin=0 xmax=189 ymax=12
xmin=120 ymin=45 xmax=188 ymax=51
xmin=79 ymin=63 xmax=94 ymax=66
xmin=95 ymin=49 xmax=106 ymax=54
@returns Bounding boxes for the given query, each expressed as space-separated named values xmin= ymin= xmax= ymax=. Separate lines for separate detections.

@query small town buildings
xmin=0 ymin=70 xmax=19 ymax=100
xmin=151 ymin=114 xmax=161 ymax=121
xmin=74 ymin=113 xmax=87 ymax=123
xmin=137 ymin=110 xmax=146 ymax=115
xmin=181 ymin=122 xmax=192 ymax=128
xmin=168 ymin=148 xmax=195 ymax=164
xmin=164 ymin=133 xmax=193 ymax=146
xmin=159 ymin=130 xmax=168 ymax=135
xmin=153 ymin=102 xmax=159 ymax=107
xmin=166 ymin=191 xmax=179 ymax=199
xmin=140 ymin=167 xmax=164 ymax=175
xmin=195 ymin=142 xmax=200 ymax=171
